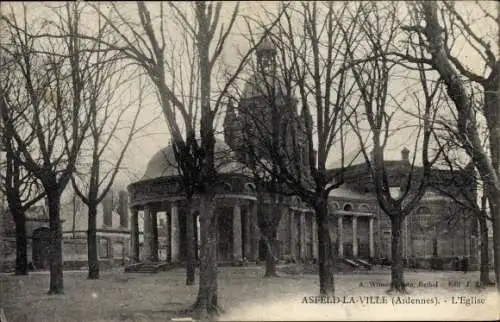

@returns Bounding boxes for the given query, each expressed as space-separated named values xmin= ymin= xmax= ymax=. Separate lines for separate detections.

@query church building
xmin=0 ymin=38 xmax=485 ymax=273
xmin=126 ymin=37 xmax=482 ymax=271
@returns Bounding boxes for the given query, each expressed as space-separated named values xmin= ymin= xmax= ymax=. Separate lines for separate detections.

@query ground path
xmin=0 ymin=265 xmax=498 ymax=321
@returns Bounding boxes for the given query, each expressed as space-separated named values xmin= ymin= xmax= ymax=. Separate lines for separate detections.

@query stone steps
xmin=342 ymin=258 xmax=361 ymax=268
xmin=353 ymin=258 xmax=372 ymax=269
xmin=124 ymin=261 xmax=179 ymax=273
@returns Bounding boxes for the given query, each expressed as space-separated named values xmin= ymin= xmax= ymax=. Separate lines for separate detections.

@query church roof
xmin=326 ymin=148 xmax=365 ymax=170
xmin=141 ymin=139 xmax=250 ymax=180
xmin=256 ymin=36 xmax=276 ymax=53
xmin=329 ymin=184 xmax=375 ymax=200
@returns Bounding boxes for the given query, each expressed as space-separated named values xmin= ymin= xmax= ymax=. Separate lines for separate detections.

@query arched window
xmin=416 ymin=207 xmax=432 ymax=230
xmin=417 ymin=206 xmax=431 ymax=214
xmin=343 ymin=203 xmax=353 ymax=211
xmin=327 ymin=203 xmax=336 ymax=214
xmin=244 ymin=182 xmax=256 ymax=193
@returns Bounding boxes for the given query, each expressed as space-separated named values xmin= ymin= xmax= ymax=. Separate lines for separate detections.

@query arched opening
xmin=32 ymin=227 xmax=50 ymax=269
xmin=244 ymin=182 xmax=256 ymax=193
xmin=343 ymin=204 xmax=353 ymax=211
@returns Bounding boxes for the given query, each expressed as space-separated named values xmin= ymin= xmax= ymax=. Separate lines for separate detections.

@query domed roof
xmin=141 ymin=139 xmax=250 ymax=180
xmin=256 ymin=36 xmax=276 ymax=53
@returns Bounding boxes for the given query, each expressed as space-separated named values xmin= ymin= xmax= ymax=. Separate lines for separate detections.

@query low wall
xmin=0 ymin=235 xmax=131 ymax=272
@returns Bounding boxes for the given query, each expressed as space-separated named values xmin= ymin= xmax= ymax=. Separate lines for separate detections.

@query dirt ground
xmin=0 ymin=266 xmax=498 ymax=321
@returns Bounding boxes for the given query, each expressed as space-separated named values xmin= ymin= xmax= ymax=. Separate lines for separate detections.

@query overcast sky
xmin=2 ymin=1 xmax=497 ymax=192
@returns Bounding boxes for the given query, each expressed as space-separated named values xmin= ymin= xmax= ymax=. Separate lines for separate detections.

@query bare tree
xmin=430 ymin=138 xmax=494 ymax=287
xmin=0 ymin=135 xmax=45 ymax=276
xmin=225 ymin=97 xmax=287 ymax=277
xmin=402 ymin=0 xmax=500 ymax=292
xmin=340 ymin=2 xmax=444 ymax=293
xmin=83 ymin=1 xmax=286 ymax=318
xmin=0 ymin=79 xmax=45 ymax=275
xmin=228 ymin=1 xmax=371 ymax=295
xmin=255 ymin=174 xmax=286 ymax=277
xmin=0 ymin=3 xmax=104 ymax=293
xmin=69 ymin=18 xmax=147 ymax=279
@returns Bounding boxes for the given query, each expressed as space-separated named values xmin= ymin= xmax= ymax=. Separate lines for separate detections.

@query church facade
xmin=0 ymin=38 xmax=485 ymax=272
xmin=127 ymin=144 xmax=481 ymax=270
xmin=126 ymin=37 xmax=482 ymax=271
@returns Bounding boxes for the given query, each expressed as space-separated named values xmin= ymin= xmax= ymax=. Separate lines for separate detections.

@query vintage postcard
xmin=1 ymin=1 xmax=499 ymax=321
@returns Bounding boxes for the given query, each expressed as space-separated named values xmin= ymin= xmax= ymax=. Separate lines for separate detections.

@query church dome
xmin=256 ymin=36 xmax=276 ymax=54
xmin=141 ymin=139 xmax=249 ymax=180
xmin=241 ymin=35 xmax=290 ymax=100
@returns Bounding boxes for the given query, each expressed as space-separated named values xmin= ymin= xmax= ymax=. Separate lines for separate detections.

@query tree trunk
xmin=186 ymin=209 xmax=196 ymax=285
xmin=483 ymin=46 xmax=500 ymax=292
xmin=13 ymin=209 xmax=28 ymax=275
xmin=151 ymin=211 xmax=159 ymax=262
xmin=420 ymin=2 xmax=500 ymax=293
xmin=192 ymin=193 xmax=220 ymax=319
xmin=490 ymin=191 xmax=500 ymax=292
xmin=72 ymin=195 xmax=77 ymax=238
xmin=47 ymin=190 xmax=64 ymax=294
xmin=131 ymin=210 xmax=140 ymax=262
xmin=478 ymin=214 xmax=492 ymax=287
xmin=316 ymin=199 xmax=335 ymax=296
xmin=263 ymin=226 xmax=278 ymax=277
xmin=389 ymin=215 xmax=406 ymax=293
xmin=87 ymin=205 xmax=99 ymax=280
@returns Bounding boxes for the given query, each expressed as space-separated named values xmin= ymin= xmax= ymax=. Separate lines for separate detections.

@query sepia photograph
xmin=0 ymin=1 xmax=499 ymax=321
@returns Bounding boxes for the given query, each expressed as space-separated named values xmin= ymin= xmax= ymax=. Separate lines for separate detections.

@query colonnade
xmin=129 ymin=200 xmax=260 ymax=263
xmin=337 ymin=212 xmax=375 ymax=258
xmin=288 ymin=208 xmax=318 ymax=261
xmin=129 ymin=202 xmax=376 ymax=263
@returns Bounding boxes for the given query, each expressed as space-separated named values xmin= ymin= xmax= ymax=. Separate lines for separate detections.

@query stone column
xmin=299 ymin=211 xmax=306 ymax=262
xmin=352 ymin=215 xmax=358 ymax=257
xmin=151 ymin=210 xmax=159 ymax=262
xmin=250 ymin=201 xmax=260 ymax=261
xmin=244 ymin=206 xmax=252 ymax=259
xmin=118 ymin=190 xmax=129 ymax=228
xmin=171 ymin=202 xmax=180 ymax=262
xmin=143 ymin=206 xmax=153 ymax=261
xmin=130 ymin=208 xmax=140 ymax=262
xmin=312 ymin=214 xmax=318 ymax=261
xmin=102 ymin=194 xmax=113 ymax=227
xmin=369 ymin=216 xmax=375 ymax=259
xmin=289 ymin=209 xmax=297 ymax=261
xmin=337 ymin=215 xmax=343 ymax=257
xmin=233 ymin=203 xmax=243 ymax=262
